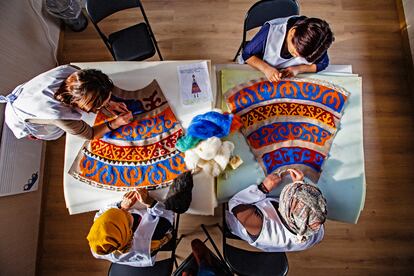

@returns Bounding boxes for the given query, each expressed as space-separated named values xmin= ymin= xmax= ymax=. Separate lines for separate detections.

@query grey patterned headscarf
xmin=279 ymin=181 xmax=327 ymax=241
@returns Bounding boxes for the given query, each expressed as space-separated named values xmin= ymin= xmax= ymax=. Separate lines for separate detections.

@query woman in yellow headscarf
xmin=86 ymin=189 xmax=174 ymax=267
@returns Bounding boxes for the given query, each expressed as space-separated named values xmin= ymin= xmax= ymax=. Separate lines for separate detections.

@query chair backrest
xmin=221 ymin=203 xmax=289 ymax=276
xmin=222 ymin=203 xmax=243 ymax=241
xmin=244 ymin=0 xmax=299 ymax=31
xmin=173 ymin=244 xmax=233 ymax=276
xmin=107 ymin=213 xmax=180 ymax=276
xmin=86 ymin=0 xmax=141 ymax=24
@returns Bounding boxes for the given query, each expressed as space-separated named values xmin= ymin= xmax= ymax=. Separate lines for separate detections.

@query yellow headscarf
xmin=87 ymin=208 xmax=133 ymax=255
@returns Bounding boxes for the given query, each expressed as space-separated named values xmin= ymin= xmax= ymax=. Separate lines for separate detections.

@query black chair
xmin=108 ymin=214 xmax=180 ymax=276
xmin=173 ymin=237 xmax=233 ymax=276
xmin=201 ymin=203 xmax=289 ymax=276
xmin=233 ymin=0 xmax=299 ymax=61
xmin=86 ymin=0 xmax=163 ymax=61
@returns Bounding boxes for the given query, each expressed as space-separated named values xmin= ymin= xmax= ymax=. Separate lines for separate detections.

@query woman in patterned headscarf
xmin=226 ymin=168 xmax=327 ymax=252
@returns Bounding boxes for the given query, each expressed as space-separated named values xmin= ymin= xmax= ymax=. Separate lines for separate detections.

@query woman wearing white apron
xmin=87 ymin=189 xmax=174 ymax=267
xmin=226 ymin=169 xmax=327 ymax=252
xmin=239 ymin=16 xmax=334 ymax=82
xmin=0 ymin=65 xmax=132 ymax=140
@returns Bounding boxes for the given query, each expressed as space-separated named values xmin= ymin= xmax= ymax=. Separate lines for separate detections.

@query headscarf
xmin=279 ymin=181 xmax=327 ymax=241
xmin=87 ymin=208 xmax=133 ymax=255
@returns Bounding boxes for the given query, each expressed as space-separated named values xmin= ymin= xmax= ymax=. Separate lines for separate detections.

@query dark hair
xmin=54 ymin=69 xmax=113 ymax=112
xmin=292 ymin=17 xmax=334 ymax=63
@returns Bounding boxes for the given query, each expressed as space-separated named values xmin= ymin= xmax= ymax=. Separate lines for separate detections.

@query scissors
xmin=23 ymin=172 xmax=38 ymax=191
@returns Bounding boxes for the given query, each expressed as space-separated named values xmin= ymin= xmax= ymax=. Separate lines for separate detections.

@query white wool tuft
xmin=193 ymin=137 xmax=222 ymax=160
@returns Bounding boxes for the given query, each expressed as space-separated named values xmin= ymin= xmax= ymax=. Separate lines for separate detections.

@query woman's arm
xmin=241 ymin=24 xmax=269 ymax=62
xmin=280 ymin=52 xmax=330 ymax=77
xmin=92 ymin=112 xmax=132 ymax=139
xmin=55 ymin=112 xmax=132 ymax=140
xmin=246 ymin=56 xmax=282 ymax=82
xmin=242 ymin=24 xmax=283 ymax=82
xmin=228 ymin=174 xmax=281 ymax=212
xmin=280 ymin=64 xmax=317 ymax=78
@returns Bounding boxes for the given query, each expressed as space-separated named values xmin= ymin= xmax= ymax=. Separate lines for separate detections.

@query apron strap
xmin=0 ymin=84 xmax=25 ymax=104
xmin=0 ymin=94 xmax=17 ymax=103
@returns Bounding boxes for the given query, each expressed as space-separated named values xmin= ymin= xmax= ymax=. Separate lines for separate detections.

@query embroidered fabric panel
xmin=225 ymin=78 xmax=349 ymax=182
xmin=69 ymin=80 xmax=188 ymax=191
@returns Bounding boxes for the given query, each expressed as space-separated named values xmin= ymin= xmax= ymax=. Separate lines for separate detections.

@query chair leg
xmin=201 ymin=224 xmax=234 ymax=276
xmin=139 ymin=3 xmax=163 ymax=61
xmin=171 ymin=213 xmax=180 ymax=269
xmin=176 ymin=235 xmax=184 ymax=247
xmin=200 ymin=224 xmax=226 ymax=264
xmin=153 ymin=39 xmax=163 ymax=61
xmin=233 ymin=43 xmax=243 ymax=62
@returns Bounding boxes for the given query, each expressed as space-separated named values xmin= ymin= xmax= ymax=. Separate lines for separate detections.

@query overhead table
xmin=63 ymin=62 xmax=365 ymax=224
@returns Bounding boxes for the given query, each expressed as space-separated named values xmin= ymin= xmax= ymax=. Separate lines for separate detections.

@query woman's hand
xmin=120 ymin=191 xmax=138 ymax=210
xmin=107 ymin=100 xmax=129 ymax=115
xmin=280 ymin=66 xmax=300 ymax=78
xmin=288 ymin=168 xmax=304 ymax=182
xmin=136 ymin=189 xmax=155 ymax=208
xmin=264 ymin=66 xmax=282 ymax=82
xmin=263 ymin=173 xmax=282 ymax=193
xmin=110 ymin=112 xmax=133 ymax=129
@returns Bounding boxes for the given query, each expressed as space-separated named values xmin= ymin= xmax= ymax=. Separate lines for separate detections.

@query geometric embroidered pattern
xmin=247 ymin=122 xmax=332 ymax=149
xmin=240 ymin=102 xmax=338 ymax=128
xmin=90 ymin=129 xmax=183 ymax=162
xmin=225 ymin=78 xmax=349 ymax=183
xmin=69 ymin=80 xmax=188 ymax=191
xmin=262 ymin=147 xmax=326 ymax=174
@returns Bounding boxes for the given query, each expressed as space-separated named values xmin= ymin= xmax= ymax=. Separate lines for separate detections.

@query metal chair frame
xmin=201 ymin=203 xmax=289 ymax=276
xmin=107 ymin=213 xmax=180 ymax=276
xmin=172 ymin=234 xmax=233 ymax=276
xmin=86 ymin=0 xmax=163 ymax=61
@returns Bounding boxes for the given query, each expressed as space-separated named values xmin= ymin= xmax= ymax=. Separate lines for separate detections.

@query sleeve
xmin=51 ymin=65 xmax=78 ymax=80
xmin=94 ymin=201 xmax=121 ymax=220
xmin=146 ymin=201 xmax=174 ymax=225
xmin=228 ymin=185 xmax=267 ymax=212
xmin=314 ymin=52 xmax=330 ymax=72
xmin=110 ymin=94 xmax=124 ymax=102
xmin=241 ymin=23 xmax=270 ymax=61
xmin=53 ymin=119 xmax=94 ymax=140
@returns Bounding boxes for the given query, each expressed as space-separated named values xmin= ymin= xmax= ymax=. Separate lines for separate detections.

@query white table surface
xmin=64 ymin=61 xmax=216 ymax=215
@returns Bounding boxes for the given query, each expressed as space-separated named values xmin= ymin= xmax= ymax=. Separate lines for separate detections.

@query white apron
xmin=226 ymin=185 xmax=324 ymax=252
xmin=0 ymin=65 xmax=82 ymax=140
xmin=92 ymin=202 xmax=174 ymax=267
xmin=262 ymin=16 xmax=312 ymax=69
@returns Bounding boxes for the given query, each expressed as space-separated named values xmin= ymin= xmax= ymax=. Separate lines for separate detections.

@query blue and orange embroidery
xmin=70 ymin=80 xmax=188 ymax=191
xmin=225 ymin=79 xmax=349 ymax=181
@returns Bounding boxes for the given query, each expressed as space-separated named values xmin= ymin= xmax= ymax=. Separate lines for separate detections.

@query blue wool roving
xmin=187 ymin=111 xmax=233 ymax=139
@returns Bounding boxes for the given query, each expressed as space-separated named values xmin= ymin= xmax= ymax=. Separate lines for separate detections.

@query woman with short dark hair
xmin=0 ymin=65 xmax=132 ymax=140
xmin=240 ymin=16 xmax=335 ymax=82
